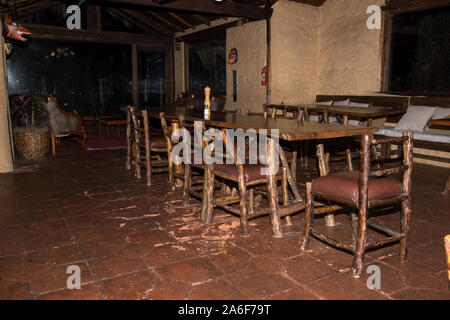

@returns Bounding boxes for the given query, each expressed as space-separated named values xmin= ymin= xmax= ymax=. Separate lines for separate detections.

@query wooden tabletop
xmin=298 ymin=104 xmax=405 ymax=118
xmin=147 ymin=107 xmax=377 ymax=141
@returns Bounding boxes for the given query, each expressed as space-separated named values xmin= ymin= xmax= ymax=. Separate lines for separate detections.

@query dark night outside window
xmin=388 ymin=5 xmax=450 ymax=93
xmin=188 ymin=38 xmax=226 ymax=95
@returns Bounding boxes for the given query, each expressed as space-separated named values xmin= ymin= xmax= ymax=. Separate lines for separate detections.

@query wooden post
xmin=0 ymin=28 xmax=14 ymax=173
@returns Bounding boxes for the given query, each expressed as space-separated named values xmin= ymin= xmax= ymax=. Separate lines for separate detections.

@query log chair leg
xmin=51 ymin=133 xmax=56 ymax=156
xmin=247 ymin=189 xmax=254 ymax=216
xmin=200 ymin=165 xmax=210 ymax=222
xmin=350 ymin=208 xmax=368 ymax=278
xmin=205 ymin=168 xmax=215 ymax=224
xmin=238 ymin=170 xmax=249 ymax=236
xmin=81 ymin=133 xmax=87 ymax=150
xmin=143 ymin=116 xmax=152 ymax=186
xmin=300 ymin=182 xmax=313 ymax=250
xmin=291 ymin=151 xmax=298 ymax=185
xmin=400 ymin=200 xmax=411 ymax=263
xmin=266 ymin=173 xmax=283 ymax=238
xmin=167 ymin=150 xmax=175 ymax=190
xmin=282 ymin=167 xmax=292 ymax=226
xmin=183 ymin=164 xmax=191 ymax=206
xmin=350 ymin=211 xmax=358 ymax=244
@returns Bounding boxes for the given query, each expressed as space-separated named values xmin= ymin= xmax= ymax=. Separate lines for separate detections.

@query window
xmin=7 ymin=39 xmax=132 ymax=116
xmin=386 ymin=5 xmax=450 ymax=93
xmin=188 ymin=38 xmax=226 ymax=95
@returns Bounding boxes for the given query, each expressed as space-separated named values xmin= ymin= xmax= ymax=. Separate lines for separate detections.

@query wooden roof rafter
xmin=97 ymin=0 xmax=273 ymax=19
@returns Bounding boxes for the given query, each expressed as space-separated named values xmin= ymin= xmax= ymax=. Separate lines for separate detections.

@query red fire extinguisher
xmin=261 ymin=66 xmax=268 ymax=86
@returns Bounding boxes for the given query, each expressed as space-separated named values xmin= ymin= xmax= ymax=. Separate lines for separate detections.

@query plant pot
xmin=13 ymin=127 xmax=50 ymax=160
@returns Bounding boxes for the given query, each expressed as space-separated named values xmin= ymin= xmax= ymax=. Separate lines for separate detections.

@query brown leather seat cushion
xmin=213 ymin=164 xmax=282 ymax=182
xmin=311 ymin=171 xmax=402 ymax=204
xmin=150 ymin=135 xmax=167 ymax=149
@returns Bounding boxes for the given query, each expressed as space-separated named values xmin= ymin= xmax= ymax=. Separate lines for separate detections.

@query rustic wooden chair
xmin=41 ymin=97 xmax=87 ymax=156
xmin=129 ymin=106 xmax=168 ymax=186
xmin=264 ymin=103 xmax=287 ymax=118
xmin=125 ymin=105 xmax=135 ymax=170
xmin=202 ymin=129 xmax=305 ymax=237
xmin=300 ymin=132 xmax=414 ymax=278
xmin=159 ymin=112 xmax=206 ymax=205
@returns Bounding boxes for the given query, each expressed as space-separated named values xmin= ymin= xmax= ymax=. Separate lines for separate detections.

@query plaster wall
xmin=270 ymin=0 xmax=319 ymax=105
xmin=317 ymin=0 xmax=386 ymax=95
xmin=225 ymin=19 xmax=267 ymax=112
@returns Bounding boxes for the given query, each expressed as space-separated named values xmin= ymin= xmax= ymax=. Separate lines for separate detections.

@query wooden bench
xmin=315 ymin=95 xmax=409 ymax=126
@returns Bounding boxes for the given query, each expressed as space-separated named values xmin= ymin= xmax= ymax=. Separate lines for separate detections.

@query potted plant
xmin=12 ymin=94 xmax=51 ymax=160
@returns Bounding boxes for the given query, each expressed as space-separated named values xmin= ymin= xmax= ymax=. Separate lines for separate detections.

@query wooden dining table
xmin=147 ymin=106 xmax=378 ymax=237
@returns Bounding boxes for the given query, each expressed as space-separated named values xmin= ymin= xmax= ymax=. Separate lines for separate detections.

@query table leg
xmin=343 ymin=115 xmax=353 ymax=171
xmin=279 ymin=148 xmax=302 ymax=202
xmin=316 ymin=143 xmax=336 ymax=227
xmin=267 ymin=140 xmax=283 ymax=238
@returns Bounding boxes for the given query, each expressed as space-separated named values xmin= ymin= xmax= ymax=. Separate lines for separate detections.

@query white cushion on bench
xmin=395 ymin=105 xmax=436 ymax=132
xmin=376 ymin=127 xmax=450 ymax=144
xmin=432 ymin=107 xmax=450 ymax=120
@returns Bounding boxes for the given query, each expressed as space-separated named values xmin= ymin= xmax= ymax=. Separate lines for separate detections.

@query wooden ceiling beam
xmin=287 ymin=0 xmax=327 ymax=6
xmin=108 ymin=8 xmax=154 ymax=33
xmin=23 ymin=22 xmax=171 ymax=44
xmin=0 ymin=0 xmax=59 ymax=15
xmin=168 ymin=12 xmax=194 ymax=29
xmin=98 ymin=0 xmax=273 ymax=19
xmin=382 ymin=0 xmax=450 ymax=12
xmin=146 ymin=10 xmax=183 ymax=32
xmin=122 ymin=9 xmax=174 ymax=35
xmin=194 ymin=14 xmax=211 ymax=26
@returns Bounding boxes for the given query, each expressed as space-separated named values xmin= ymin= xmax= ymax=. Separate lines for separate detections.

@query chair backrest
xmin=129 ymin=106 xmax=149 ymax=146
xmin=211 ymin=96 xmax=226 ymax=112
xmin=264 ymin=104 xmax=287 ymax=118
xmin=359 ymin=132 xmax=414 ymax=205
xmin=43 ymin=97 xmax=83 ymax=133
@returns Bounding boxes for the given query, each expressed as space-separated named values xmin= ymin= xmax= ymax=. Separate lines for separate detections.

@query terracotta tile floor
xmin=0 ymin=139 xmax=449 ymax=300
